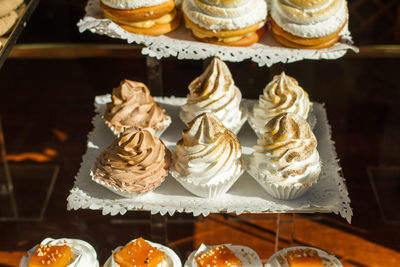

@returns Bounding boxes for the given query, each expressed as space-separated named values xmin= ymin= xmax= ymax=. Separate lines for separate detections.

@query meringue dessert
xmin=265 ymin=246 xmax=343 ymax=267
xmin=182 ymin=0 xmax=267 ymax=46
xmin=184 ymin=244 xmax=262 ymax=267
xmin=93 ymin=128 xmax=171 ymax=197
xmin=247 ymin=113 xmax=321 ymax=200
xmin=100 ymin=0 xmax=181 ymax=35
xmin=19 ymin=238 xmax=99 ymax=267
xmin=270 ymin=0 xmax=349 ymax=49
xmin=104 ymin=237 xmax=182 ymax=267
xmin=103 ymin=79 xmax=171 ymax=136
xmin=180 ymin=57 xmax=246 ymax=134
xmin=248 ymin=72 xmax=311 ymax=138
xmin=171 ymin=113 xmax=243 ymax=198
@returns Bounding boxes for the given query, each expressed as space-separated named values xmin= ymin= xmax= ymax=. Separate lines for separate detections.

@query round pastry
xmin=171 ymin=113 xmax=243 ymax=198
xmin=247 ymin=113 xmax=321 ymax=200
xmin=104 ymin=237 xmax=182 ymax=267
xmin=100 ymin=0 xmax=181 ymax=35
xmin=248 ymin=71 xmax=312 ymax=139
xmin=0 ymin=0 xmax=23 ymax=17
xmin=185 ymin=243 xmax=262 ymax=267
xmin=270 ymin=0 xmax=348 ymax=49
xmin=0 ymin=10 xmax=18 ymax=36
xmin=92 ymin=128 xmax=171 ymax=197
xmin=103 ymin=79 xmax=171 ymax=137
xmin=265 ymin=246 xmax=343 ymax=267
xmin=180 ymin=57 xmax=247 ymax=134
xmin=19 ymin=237 xmax=99 ymax=267
xmin=182 ymin=0 xmax=267 ymax=46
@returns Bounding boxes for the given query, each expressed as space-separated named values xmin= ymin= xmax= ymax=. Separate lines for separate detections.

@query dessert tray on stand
xmin=78 ymin=0 xmax=359 ymax=66
xmin=67 ymin=95 xmax=352 ymax=224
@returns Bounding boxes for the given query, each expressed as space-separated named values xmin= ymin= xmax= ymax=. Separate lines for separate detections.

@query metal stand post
xmin=146 ymin=56 xmax=164 ymax=96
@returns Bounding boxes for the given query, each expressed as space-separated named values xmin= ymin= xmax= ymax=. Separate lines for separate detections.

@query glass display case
xmin=1 ymin=0 xmax=400 ymax=266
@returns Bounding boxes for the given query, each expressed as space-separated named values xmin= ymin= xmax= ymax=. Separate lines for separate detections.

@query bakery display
xmin=100 ymin=0 xmax=181 ymax=35
xmin=182 ymin=0 xmax=267 ymax=46
xmin=103 ymin=79 xmax=171 ymax=137
xmin=92 ymin=128 xmax=171 ymax=197
xmin=171 ymin=113 xmax=243 ymax=198
xmin=180 ymin=57 xmax=246 ymax=134
xmin=247 ymin=113 xmax=321 ymax=200
xmin=19 ymin=237 xmax=99 ymax=267
xmin=104 ymin=237 xmax=182 ymax=267
xmin=248 ymin=71 xmax=312 ymax=139
xmin=185 ymin=243 xmax=262 ymax=267
xmin=265 ymin=246 xmax=343 ymax=267
xmin=269 ymin=0 xmax=348 ymax=49
xmin=0 ymin=0 xmax=24 ymax=37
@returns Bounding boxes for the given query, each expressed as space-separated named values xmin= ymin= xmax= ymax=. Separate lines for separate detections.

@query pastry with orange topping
xmin=19 ymin=238 xmax=99 ymax=267
xmin=184 ymin=244 xmax=262 ymax=267
xmin=104 ymin=237 xmax=182 ymax=267
xmin=100 ymin=0 xmax=181 ymax=35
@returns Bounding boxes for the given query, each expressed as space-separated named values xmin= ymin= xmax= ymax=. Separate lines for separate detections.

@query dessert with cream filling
xmin=103 ymin=79 xmax=171 ymax=136
xmin=270 ymin=0 xmax=349 ymax=49
xmin=19 ymin=238 xmax=99 ymax=267
xmin=247 ymin=113 xmax=321 ymax=200
xmin=104 ymin=237 xmax=182 ymax=267
xmin=171 ymin=113 xmax=243 ymax=198
xmin=93 ymin=128 xmax=171 ymax=197
xmin=182 ymin=0 xmax=267 ymax=46
xmin=248 ymin=72 xmax=312 ymax=138
xmin=184 ymin=244 xmax=262 ymax=267
xmin=100 ymin=0 xmax=181 ymax=35
xmin=180 ymin=57 xmax=246 ymax=134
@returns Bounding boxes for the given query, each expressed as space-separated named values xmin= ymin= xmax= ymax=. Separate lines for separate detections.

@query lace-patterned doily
xmin=67 ymin=96 xmax=352 ymax=223
xmin=78 ymin=0 xmax=358 ymax=66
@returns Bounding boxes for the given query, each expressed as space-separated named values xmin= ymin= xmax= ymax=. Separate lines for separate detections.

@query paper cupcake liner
xmin=185 ymin=244 xmax=262 ymax=267
xmin=90 ymin=167 xmax=161 ymax=199
xmin=103 ymin=115 xmax=172 ymax=138
xmin=248 ymin=108 xmax=316 ymax=139
xmin=265 ymin=246 xmax=343 ymax=267
xmin=171 ymin=165 xmax=244 ymax=199
xmin=247 ymin=167 xmax=318 ymax=200
xmin=104 ymin=239 xmax=182 ymax=267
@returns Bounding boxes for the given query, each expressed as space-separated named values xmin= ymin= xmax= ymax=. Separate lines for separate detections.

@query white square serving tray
xmin=67 ymin=95 xmax=352 ymax=223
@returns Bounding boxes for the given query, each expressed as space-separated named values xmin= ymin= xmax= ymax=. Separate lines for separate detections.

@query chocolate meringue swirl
xmin=250 ymin=113 xmax=320 ymax=184
xmin=180 ymin=57 xmax=243 ymax=132
xmin=172 ymin=113 xmax=242 ymax=184
xmin=103 ymin=80 xmax=169 ymax=135
xmin=94 ymin=128 xmax=170 ymax=193
xmin=251 ymin=72 xmax=310 ymax=132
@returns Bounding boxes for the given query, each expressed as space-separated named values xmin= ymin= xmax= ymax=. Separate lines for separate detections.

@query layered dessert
xmin=247 ymin=113 xmax=321 ymax=200
xmin=180 ymin=57 xmax=246 ymax=134
xmin=248 ymin=72 xmax=312 ymax=138
xmin=93 ymin=128 xmax=171 ymax=197
xmin=171 ymin=113 xmax=243 ymax=198
xmin=19 ymin=238 xmax=99 ymax=267
xmin=103 ymin=79 xmax=171 ymax=136
xmin=270 ymin=0 xmax=349 ymax=49
xmin=104 ymin=237 xmax=182 ymax=267
xmin=184 ymin=244 xmax=262 ymax=267
xmin=182 ymin=0 xmax=267 ymax=46
xmin=100 ymin=0 xmax=181 ymax=35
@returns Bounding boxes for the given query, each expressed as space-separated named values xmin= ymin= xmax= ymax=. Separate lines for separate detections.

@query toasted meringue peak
xmin=271 ymin=0 xmax=348 ymax=38
xmin=103 ymin=80 xmax=169 ymax=135
xmin=94 ymin=128 xmax=170 ymax=193
xmin=180 ymin=57 xmax=244 ymax=133
xmin=101 ymin=0 xmax=170 ymax=9
xmin=172 ymin=113 xmax=242 ymax=185
xmin=183 ymin=0 xmax=266 ymax=31
xmin=250 ymin=72 xmax=310 ymax=135
xmin=250 ymin=113 xmax=320 ymax=185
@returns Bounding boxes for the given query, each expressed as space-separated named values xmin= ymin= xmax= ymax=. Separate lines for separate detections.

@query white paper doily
xmin=77 ymin=0 xmax=359 ymax=66
xmin=67 ymin=95 xmax=352 ymax=223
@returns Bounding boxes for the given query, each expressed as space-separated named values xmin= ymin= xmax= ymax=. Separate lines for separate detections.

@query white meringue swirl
xmin=101 ymin=0 xmax=170 ymax=9
xmin=183 ymin=0 xmax=267 ymax=31
xmin=270 ymin=0 xmax=348 ymax=38
xmin=180 ymin=57 xmax=244 ymax=134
